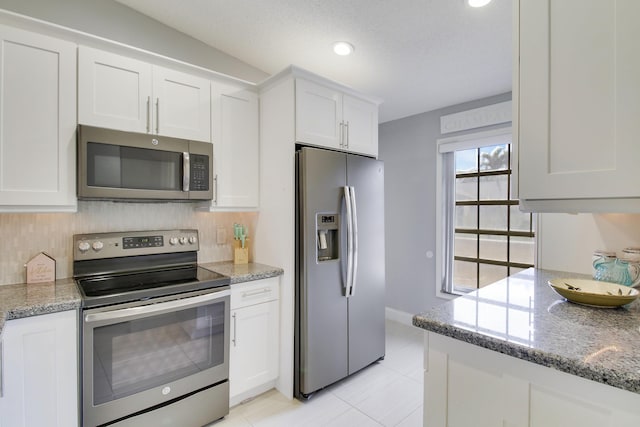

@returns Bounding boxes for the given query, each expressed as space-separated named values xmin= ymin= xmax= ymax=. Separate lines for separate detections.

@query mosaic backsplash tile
xmin=0 ymin=201 xmax=257 ymax=285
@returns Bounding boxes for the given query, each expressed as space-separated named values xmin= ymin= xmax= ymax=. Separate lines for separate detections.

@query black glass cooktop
xmin=77 ymin=265 xmax=229 ymax=308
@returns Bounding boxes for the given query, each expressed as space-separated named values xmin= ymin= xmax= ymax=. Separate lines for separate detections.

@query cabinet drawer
xmin=231 ymin=277 xmax=279 ymax=309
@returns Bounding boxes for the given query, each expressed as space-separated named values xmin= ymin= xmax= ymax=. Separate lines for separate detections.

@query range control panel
xmin=123 ymin=235 xmax=164 ymax=249
xmin=73 ymin=229 xmax=199 ymax=261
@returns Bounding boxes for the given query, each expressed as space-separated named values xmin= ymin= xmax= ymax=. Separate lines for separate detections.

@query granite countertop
xmin=413 ymin=268 xmax=640 ymax=394
xmin=0 ymin=262 xmax=282 ymax=337
xmin=199 ymin=261 xmax=284 ymax=284
xmin=0 ymin=278 xmax=82 ymax=335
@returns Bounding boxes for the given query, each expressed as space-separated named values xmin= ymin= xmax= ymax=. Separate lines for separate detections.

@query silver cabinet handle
xmin=85 ymin=290 xmax=230 ymax=324
xmin=213 ymin=174 xmax=218 ymax=204
xmin=349 ymin=186 xmax=358 ymax=296
xmin=155 ymin=97 xmax=160 ymax=134
xmin=183 ymin=152 xmax=190 ymax=192
xmin=343 ymin=186 xmax=354 ymax=297
xmin=232 ymin=312 xmax=237 ymax=347
xmin=242 ymin=288 xmax=271 ymax=298
xmin=146 ymin=96 xmax=151 ymax=133
xmin=345 ymin=121 xmax=350 ymax=149
xmin=339 ymin=121 xmax=345 ymax=147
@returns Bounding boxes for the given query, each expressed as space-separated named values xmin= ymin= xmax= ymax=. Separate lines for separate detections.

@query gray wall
xmin=379 ymin=92 xmax=512 ymax=315
xmin=0 ymin=0 xmax=268 ymax=83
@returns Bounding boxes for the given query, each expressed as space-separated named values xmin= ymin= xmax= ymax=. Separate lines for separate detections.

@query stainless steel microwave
xmin=77 ymin=125 xmax=213 ymax=201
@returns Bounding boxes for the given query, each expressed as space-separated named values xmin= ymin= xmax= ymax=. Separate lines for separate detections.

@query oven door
xmin=82 ymin=290 xmax=229 ymax=427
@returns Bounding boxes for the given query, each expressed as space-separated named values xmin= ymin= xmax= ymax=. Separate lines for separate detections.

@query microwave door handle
xmin=183 ymin=152 xmax=190 ymax=192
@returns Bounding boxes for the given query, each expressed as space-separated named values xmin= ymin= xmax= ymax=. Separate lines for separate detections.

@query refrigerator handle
xmin=349 ymin=186 xmax=358 ymax=296
xmin=343 ymin=186 xmax=354 ymax=297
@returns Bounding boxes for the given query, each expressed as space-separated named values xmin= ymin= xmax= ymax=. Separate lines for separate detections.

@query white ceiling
xmin=114 ymin=0 xmax=512 ymax=123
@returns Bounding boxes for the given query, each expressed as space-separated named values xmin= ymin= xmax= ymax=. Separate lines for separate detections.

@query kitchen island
xmin=413 ymin=268 xmax=640 ymax=426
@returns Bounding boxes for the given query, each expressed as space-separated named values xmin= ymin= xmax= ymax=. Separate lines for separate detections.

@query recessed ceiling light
xmin=333 ymin=41 xmax=354 ymax=56
xmin=467 ymin=0 xmax=492 ymax=7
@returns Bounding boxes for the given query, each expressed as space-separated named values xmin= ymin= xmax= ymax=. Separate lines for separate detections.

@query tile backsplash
xmin=0 ymin=201 xmax=257 ymax=285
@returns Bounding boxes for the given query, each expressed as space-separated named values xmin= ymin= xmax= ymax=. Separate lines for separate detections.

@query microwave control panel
xmin=190 ymin=154 xmax=209 ymax=191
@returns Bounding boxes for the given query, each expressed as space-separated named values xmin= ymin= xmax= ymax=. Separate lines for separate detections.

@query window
xmin=437 ymin=128 xmax=535 ymax=294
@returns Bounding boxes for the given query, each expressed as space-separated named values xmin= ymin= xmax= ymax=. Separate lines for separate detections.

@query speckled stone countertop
xmin=0 ymin=262 xmax=282 ymax=337
xmin=199 ymin=261 xmax=283 ymax=284
xmin=413 ymin=268 xmax=640 ymax=394
xmin=0 ymin=278 xmax=82 ymax=335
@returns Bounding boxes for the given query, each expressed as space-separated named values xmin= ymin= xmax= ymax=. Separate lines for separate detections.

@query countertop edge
xmin=413 ymin=305 xmax=640 ymax=394
xmin=0 ymin=262 xmax=283 ymax=337
xmin=0 ymin=280 xmax=82 ymax=337
xmin=199 ymin=261 xmax=284 ymax=284
xmin=412 ymin=269 xmax=640 ymax=394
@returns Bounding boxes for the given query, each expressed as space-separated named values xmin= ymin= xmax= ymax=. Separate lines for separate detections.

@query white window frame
xmin=435 ymin=127 xmax=537 ymax=299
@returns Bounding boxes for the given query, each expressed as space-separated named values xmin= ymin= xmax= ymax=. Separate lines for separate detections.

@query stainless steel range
xmin=74 ymin=229 xmax=230 ymax=427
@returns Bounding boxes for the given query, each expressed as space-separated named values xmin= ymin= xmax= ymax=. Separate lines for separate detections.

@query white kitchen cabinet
xmin=515 ymin=0 xmax=640 ymax=212
xmin=341 ymin=93 xmax=379 ymax=156
xmin=206 ymin=82 xmax=259 ymax=209
xmin=0 ymin=25 xmax=77 ymax=212
xmin=78 ymin=46 xmax=152 ymax=134
xmin=229 ymin=277 xmax=279 ymax=406
xmin=0 ymin=310 xmax=78 ymax=427
xmin=152 ymin=66 xmax=211 ymax=142
xmin=296 ymin=78 xmax=379 ymax=157
xmin=424 ymin=332 xmax=640 ymax=426
xmin=78 ymin=46 xmax=211 ymax=142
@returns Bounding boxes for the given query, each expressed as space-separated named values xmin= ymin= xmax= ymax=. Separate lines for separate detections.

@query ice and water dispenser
xmin=316 ymin=213 xmax=339 ymax=262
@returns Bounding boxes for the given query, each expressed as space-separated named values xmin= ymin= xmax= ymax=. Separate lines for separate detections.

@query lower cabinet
xmin=0 ymin=310 xmax=78 ymax=427
xmin=424 ymin=332 xmax=640 ymax=427
xmin=229 ymin=277 xmax=279 ymax=406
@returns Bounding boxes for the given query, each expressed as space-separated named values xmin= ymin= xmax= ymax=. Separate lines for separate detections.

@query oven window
xmin=92 ymin=301 xmax=225 ymax=405
xmin=87 ymin=142 xmax=182 ymax=191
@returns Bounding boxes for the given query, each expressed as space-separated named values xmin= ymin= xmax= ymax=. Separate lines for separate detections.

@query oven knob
xmin=78 ymin=241 xmax=90 ymax=252
xmin=169 ymin=237 xmax=178 ymax=245
xmin=188 ymin=236 xmax=197 ymax=245
xmin=179 ymin=237 xmax=188 ymax=245
xmin=92 ymin=241 xmax=104 ymax=251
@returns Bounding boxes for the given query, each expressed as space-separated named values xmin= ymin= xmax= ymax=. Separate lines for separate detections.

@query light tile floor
xmin=211 ymin=320 xmax=424 ymax=427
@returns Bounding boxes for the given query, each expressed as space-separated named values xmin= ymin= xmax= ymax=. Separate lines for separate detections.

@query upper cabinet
xmin=295 ymin=78 xmax=378 ymax=157
xmin=78 ymin=46 xmax=211 ymax=142
xmin=0 ymin=25 xmax=77 ymax=212
xmin=206 ymin=82 xmax=259 ymax=210
xmin=78 ymin=47 xmax=151 ymax=134
xmin=515 ymin=0 xmax=640 ymax=212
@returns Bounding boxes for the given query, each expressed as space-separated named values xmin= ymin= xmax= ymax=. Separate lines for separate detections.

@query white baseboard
xmin=230 ymin=380 xmax=277 ymax=407
xmin=385 ymin=307 xmax=414 ymax=326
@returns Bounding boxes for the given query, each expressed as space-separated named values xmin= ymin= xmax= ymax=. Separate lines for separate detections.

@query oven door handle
xmin=84 ymin=289 xmax=230 ymax=324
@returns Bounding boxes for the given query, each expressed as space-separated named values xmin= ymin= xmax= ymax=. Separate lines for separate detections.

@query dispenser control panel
xmin=316 ymin=213 xmax=339 ymax=262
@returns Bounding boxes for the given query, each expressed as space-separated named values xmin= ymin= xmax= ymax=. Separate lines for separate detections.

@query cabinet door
xmin=295 ymin=79 xmax=343 ymax=149
xmin=0 ymin=311 xmax=78 ymax=427
xmin=229 ymin=299 xmax=279 ymax=398
xmin=0 ymin=26 xmax=76 ymax=211
xmin=78 ymin=46 xmax=152 ymax=133
xmin=343 ymin=94 xmax=378 ymax=157
xmin=153 ymin=66 xmax=211 ymax=142
xmin=517 ymin=0 xmax=640 ymax=201
xmin=211 ymin=83 xmax=259 ymax=208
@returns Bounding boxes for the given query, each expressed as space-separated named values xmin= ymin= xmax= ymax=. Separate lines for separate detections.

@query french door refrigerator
xmin=295 ymin=146 xmax=385 ymax=399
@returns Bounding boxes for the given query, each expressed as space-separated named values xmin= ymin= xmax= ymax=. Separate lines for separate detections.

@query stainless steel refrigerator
xmin=295 ymin=146 xmax=385 ymax=399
